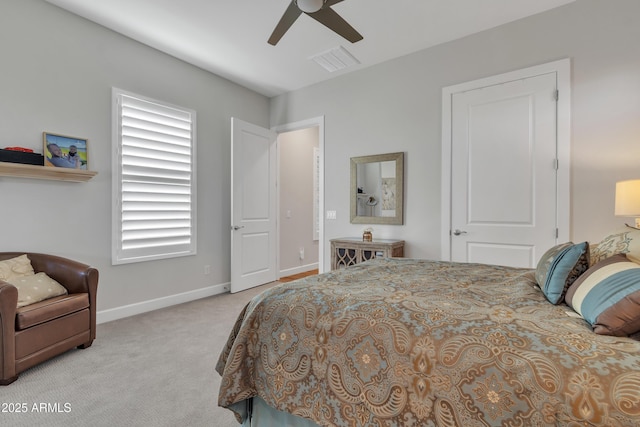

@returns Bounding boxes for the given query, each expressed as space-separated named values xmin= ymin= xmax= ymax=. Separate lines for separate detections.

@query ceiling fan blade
xmin=308 ymin=7 xmax=363 ymax=43
xmin=268 ymin=1 xmax=303 ymax=46
xmin=325 ymin=0 xmax=345 ymax=6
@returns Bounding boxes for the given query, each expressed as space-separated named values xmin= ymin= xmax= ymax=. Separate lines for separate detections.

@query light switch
xmin=326 ymin=210 xmax=337 ymax=220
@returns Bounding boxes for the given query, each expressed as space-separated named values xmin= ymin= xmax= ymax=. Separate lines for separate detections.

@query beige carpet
xmin=0 ymin=281 xmax=279 ymax=427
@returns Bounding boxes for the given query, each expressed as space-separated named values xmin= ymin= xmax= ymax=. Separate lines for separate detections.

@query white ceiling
xmin=45 ymin=0 xmax=575 ymax=98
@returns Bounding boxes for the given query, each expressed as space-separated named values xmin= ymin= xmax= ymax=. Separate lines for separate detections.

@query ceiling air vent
xmin=310 ymin=46 xmax=360 ymax=73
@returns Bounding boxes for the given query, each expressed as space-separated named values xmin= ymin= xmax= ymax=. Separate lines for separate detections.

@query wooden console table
xmin=330 ymin=237 xmax=405 ymax=270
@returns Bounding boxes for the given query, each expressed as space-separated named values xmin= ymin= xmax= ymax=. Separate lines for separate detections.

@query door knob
xmin=452 ymin=229 xmax=467 ymax=236
xmin=231 ymin=225 xmax=245 ymax=231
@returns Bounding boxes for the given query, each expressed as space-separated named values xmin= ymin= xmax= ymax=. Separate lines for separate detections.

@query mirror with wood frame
xmin=350 ymin=152 xmax=404 ymax=225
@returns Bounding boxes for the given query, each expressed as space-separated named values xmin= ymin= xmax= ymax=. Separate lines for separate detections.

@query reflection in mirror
xmin=356 ymin=161 xmax=396 ymax=217
xmin=350 ymin=152 xmax=404 ymax=225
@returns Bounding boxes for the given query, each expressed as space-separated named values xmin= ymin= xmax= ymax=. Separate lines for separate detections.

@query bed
xmin=217 ymin=235 xmax=640 ymax=426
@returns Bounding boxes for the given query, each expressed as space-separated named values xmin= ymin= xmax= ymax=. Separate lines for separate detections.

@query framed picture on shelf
xmin=43 ymin=132 xmax=88 ymax=169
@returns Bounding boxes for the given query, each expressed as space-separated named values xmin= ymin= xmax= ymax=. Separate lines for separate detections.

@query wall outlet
xmin=204 ymin=265 xmax=211 ymax=275
xmin=299 ymin=247 xmax=304 ymax=260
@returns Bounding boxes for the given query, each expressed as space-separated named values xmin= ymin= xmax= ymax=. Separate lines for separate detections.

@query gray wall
xmin=270 ymin=0 xmax=640 ymax=271
xmin=0 ymin=0 xmax=269 ymax=317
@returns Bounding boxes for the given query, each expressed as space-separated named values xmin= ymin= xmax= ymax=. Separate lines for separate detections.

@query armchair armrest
xmin=0 ymin=280 xmax=18 ymax=311
xmin=0 ymin=280 xmax=18 ymax=312
xmin=0 ymin=281 xmax=18 ymax=383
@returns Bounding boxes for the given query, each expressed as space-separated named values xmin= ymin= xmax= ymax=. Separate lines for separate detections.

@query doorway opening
xmin=274 ymin=116 xmax=325 ymax=276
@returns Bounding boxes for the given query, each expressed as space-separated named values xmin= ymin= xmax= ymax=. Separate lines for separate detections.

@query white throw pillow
xmin=9 ymin=272 xmax=68 ymax=308
xmin=0 ymin=254 xmax=35 ymax=282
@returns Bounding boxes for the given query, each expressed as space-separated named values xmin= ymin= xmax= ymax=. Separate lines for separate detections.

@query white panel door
xmin=231 ymin=118 xmax=277 ymax=293
xmin=451 ymin=72 xmax=558 ymax=268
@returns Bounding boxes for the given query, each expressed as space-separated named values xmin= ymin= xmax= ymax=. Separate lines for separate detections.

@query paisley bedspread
xmin=216 ymin=258 xmax=640 ymax=426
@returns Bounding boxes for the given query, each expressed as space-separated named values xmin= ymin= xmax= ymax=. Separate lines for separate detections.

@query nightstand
xmin=330 ymin=237 xmax=405 ymax=270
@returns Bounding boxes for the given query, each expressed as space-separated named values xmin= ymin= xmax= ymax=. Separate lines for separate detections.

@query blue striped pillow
xmin=565 ymin=253 xmax=640 ymax=336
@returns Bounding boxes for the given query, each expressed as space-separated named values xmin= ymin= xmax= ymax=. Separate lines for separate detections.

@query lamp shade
xmin=615 ymin=179 xmax=640 ymax=216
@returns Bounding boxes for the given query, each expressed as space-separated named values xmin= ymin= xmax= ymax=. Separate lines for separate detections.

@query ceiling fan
xmin=268 ymin=0 xmax=363 ymax=46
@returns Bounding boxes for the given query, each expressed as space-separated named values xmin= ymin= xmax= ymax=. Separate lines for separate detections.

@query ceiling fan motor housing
xmin=296 ymin=0 xmax=325 ymax=13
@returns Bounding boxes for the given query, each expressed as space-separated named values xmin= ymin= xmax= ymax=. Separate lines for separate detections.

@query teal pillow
xmin=535 ymin=242 xmax=589 ymax=304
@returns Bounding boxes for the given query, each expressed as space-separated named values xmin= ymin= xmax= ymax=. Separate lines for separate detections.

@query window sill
xmin=0 ymin=162 xmax=97 ymax=182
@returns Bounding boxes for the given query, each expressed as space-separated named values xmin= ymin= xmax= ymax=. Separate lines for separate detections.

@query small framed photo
xmin=43 ymin=132 xmax=88 ymax=169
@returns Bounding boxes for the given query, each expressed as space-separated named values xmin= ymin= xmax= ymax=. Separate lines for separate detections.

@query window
xmin=112 ymin=88 xmax=196 ymax=264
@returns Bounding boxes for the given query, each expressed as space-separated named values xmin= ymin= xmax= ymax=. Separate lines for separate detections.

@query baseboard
xmin=279 ymin=262 xmax=318 ymax=278
xmin=96 ymin=282 xmax=230 ymax=324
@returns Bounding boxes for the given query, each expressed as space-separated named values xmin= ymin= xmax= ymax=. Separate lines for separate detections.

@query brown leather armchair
xmin=0 ymin=252 xmax=98 ymax=385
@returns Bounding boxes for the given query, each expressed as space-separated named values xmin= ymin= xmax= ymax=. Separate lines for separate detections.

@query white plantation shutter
xmin=112 ymin=89 xmax=196 ymax=264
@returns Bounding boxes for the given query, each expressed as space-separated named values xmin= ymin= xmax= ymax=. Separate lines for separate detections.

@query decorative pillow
xmin=0 ymin=254 xmax=35 ymax=282
xmin=9 ymin=272 xmax=68 ymax=308
xmin=535 ymin=242 xmax=589 ymax=304
xmin=565 ymin=253 xmax=640 ymax=337
xmin=590 ymin=227 xmax=640 ymax=266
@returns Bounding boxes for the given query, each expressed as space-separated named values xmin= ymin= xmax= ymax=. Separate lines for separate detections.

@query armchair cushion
xmin=10 ymin=272 xmax=68 ymax=308
xmin=0 ymin=254 xmax=34 ymax=281
xmin=16 ymin=294 xmax=88 ymax=330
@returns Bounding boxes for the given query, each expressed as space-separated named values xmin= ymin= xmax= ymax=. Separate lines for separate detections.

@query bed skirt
xmin=243 ymin=398 xmax=319 ymax=427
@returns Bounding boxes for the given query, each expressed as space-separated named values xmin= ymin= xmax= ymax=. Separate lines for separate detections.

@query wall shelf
xmin=0 ymin=162 xmax=97 ymax=182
